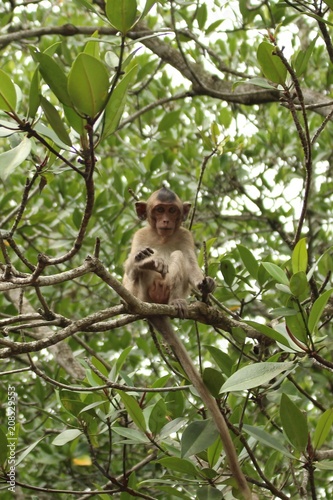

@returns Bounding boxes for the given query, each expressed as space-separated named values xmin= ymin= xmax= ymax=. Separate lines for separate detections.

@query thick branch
xmin=0 ymin=24 xmax=331 ymax=114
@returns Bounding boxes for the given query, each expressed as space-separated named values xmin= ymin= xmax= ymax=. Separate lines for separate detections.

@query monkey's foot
xmin=170 ymin=298 xmax=188 ymax=319
xmin=139 ymin=257 xmax=168 ymax=277
xmin=198 ymin=276 xmax=216 ymax=295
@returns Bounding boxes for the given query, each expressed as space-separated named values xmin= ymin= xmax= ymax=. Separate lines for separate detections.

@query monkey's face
xmin=151 ymin=204 xmax=181 ymax=236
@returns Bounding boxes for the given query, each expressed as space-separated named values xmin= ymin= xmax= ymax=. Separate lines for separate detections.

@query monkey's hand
xmin=198 ymin=277 xmax=216 ymax=297
xmin=135 ymin=247 xmax=154 ymax=262
xmin=135 ymin=248 xmax=168 ymax=277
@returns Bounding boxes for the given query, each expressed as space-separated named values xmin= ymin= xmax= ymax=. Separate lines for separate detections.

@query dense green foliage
xmin=1 ymin=0 xmax=333 ymax=498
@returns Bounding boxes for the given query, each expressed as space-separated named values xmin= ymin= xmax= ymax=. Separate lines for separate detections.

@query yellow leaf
xmin=72 ymin=455 xmax=92 ymax=466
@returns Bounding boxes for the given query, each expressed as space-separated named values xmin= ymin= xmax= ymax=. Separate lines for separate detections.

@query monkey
xmin=122 ymin=187 xmax=251 ymax=497
xmin=123 ymin=186 xmax=215 ymax=315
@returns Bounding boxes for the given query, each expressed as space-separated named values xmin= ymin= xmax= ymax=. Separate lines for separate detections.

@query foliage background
xmin=0 ymin=0 xmax=333 ymax=498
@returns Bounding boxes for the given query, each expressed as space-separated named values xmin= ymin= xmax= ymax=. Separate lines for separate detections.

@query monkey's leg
xmin=166 ymin=250 xmax=190 ymax=317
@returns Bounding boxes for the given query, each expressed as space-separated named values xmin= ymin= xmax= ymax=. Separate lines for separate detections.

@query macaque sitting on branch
xmin=123 ymin=186 xmax=215 ymax=316
xmin=122 ymin=189 xmax=250 ymax=497
xmin=123 ymin=187 xmax=252 ymax=500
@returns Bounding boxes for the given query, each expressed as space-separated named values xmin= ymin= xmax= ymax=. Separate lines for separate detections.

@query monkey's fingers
xmin=135 ymin=247 xmax=154 ymax=262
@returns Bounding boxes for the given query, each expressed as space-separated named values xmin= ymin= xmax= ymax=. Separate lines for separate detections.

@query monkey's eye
xmin=168 ymin=206 xmax=179 ymax=214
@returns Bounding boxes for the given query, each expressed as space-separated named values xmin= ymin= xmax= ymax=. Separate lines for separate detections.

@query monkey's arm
xmin=125 ymin=247 xmax=168 ymax=279
xmin=124 ymin=229 xmax=168 ymax=280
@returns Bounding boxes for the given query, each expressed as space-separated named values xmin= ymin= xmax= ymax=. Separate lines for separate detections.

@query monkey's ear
xmin=182 ymin=202 xmax=191 ymax=221
xmin=135 ymin=202 xmax=148 ymax=220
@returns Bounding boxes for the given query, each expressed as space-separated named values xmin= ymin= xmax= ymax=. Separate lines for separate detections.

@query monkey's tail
xmin=149 ymin=316 xmax=252 ymax=500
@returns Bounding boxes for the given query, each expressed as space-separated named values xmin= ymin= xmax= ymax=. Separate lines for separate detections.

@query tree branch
xmin=0 ymin=24 xmax=331 ymax=115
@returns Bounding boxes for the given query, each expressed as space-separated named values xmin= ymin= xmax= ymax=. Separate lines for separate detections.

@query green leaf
xmin=33 ymin=122 xmax=70 ymax=150
xmin=0 ymin=69 xmax=17 ymax=112
xmin=79 ymin=400 xmax=106 ymax=414
xmin=261 ymin=262 xmax=289 ymax=285
xmin=286 ymin=311 xmax=308 ymax=345
xmin=158 ymin=110 xmax=181 ymax=132
xmin=275 ymin=283 xmax=292 ymax=294
xmin=220 ymin=362 xmax=295 ymax=393
xmin=106 ymin=0 xmax=138 ymax=33
xmin=52 ymin=428 xmax=82 ymax=446
xmin=159 ymin=417 xmax=187 ymax=439
xmin=116 ymin=345 xmax=134 ymax=372
xmin=242 ymin=424 xmax=294 ymax=459
xmin=257 ymin=261 xmax=272 ymax=286
xmin=35 ymin=52 xmax=72 ymax=107
xmin=196 ymin=485 xmax=223 ymax=500
xmin=68 ymin=53 xmax=109 ymax=117
xmin=16 ymin=437 xmax=45 ymax=466
xmin=165 ymin=390 xmax=185 ymax=419
xmin=85 ymin=356 xmax=109 ymax=386
xmin=203 ymin=368 xmax=224 ymax=398
xmin=149 ymin=398 xmax=168 ymax=435
xmin=292 ymin=238 xmax=308 ymax=274
xmin=109 ymin=346 xmax=133 ymax=382
xmin=235 ymin=77 xmax=277 ymax=90
xmin=59 ymin=391 xmax=86 ymax=416
xmin=315 ymin=460 xmax=333 ymax=470
xmin=0 ymin=119 xmax=17 ymax=137
xmin=220 ymin=259 xmax=235 ymax=286
xmin=64 ymin=105 xmax=85 ymax=136
xmin=196 ymin=3 xmax=208 ymax=30
xmin=237 ymin=244 xmax=259 ymax=279
xmin=313 ymin=409 xmax=333 ymax=450
xmin=157 ymin=457 xmax=201 ymax=477
xmin=102 ymin=65 xmax=137 ymax=139
xmin=145 ymin=374 xmax=170 ymax=405
xmin=308 ymin=289 xmax=333 ymax=334
xmin=118 ymin=391 xmax=147 ymax=432
xmin=289 ymin=271 xmax=309 ymax=298
xmin=0 ymin=137 xmax=32 ymax=181
xmin=40 ymin=97 xmax=72 ymax=147
xmin=257 ymin=42 xmax=287 ymax=84
xmin=207 ymin=436 xmax=223 ymax=468
xmin=44 ymin=41 xmax=62 ymax=57
xmin=204 ymin=345 xmax=233 ymax=376
xmin=294 ymin=37 xmax=317 ymax=77
xmin=28 ymin=68 xmax=40 ymax=119
xmin=246 ymin=320 xmax=291 ymax=348
xmin=280 ymin=393 xmax=308 ymax=451
xmin=111 ymin=426 xmax=149 ymax=443
xmin=84 ymin=31 xmax=101 ymax=58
